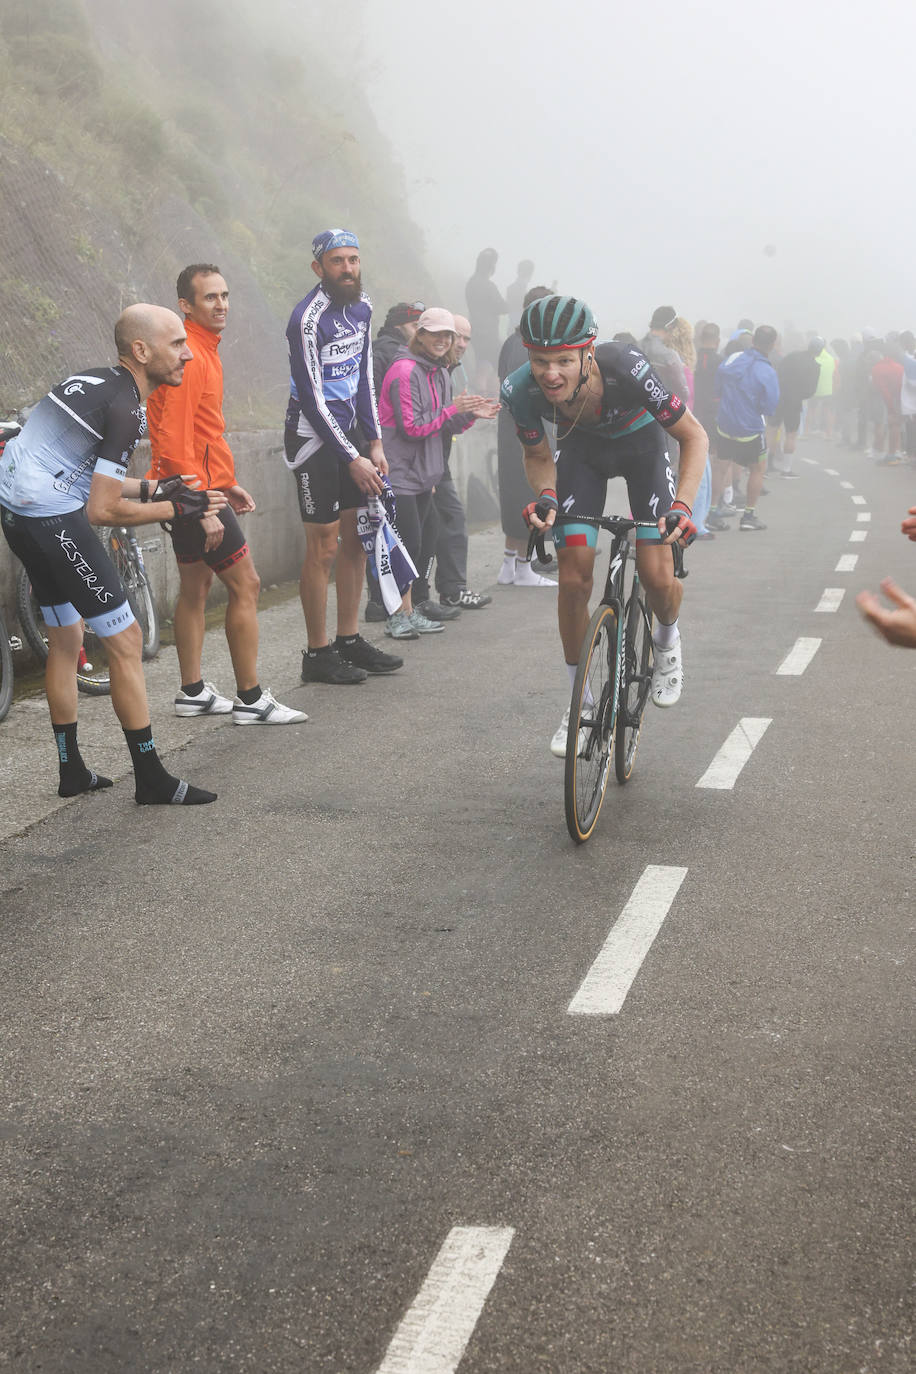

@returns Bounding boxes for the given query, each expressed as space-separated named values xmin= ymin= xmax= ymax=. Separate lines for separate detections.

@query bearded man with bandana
xmin=285 ymin=229 xmax=403 ymax=684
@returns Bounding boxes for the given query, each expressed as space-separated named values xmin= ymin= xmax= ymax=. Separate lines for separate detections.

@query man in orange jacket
xmin=147 ymin=264 xmax=306 ymax=725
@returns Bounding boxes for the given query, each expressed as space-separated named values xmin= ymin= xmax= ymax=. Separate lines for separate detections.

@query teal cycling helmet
xmin=520 ymin=294 xmax=598 ymax=351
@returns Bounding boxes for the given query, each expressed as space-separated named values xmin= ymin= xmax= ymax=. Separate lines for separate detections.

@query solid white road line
xmin=835 ymin=554 xmax=858 ymax=572
xmin=850 ymin=530 xmax=868 ymax=542
xmin=696 ymin=718 xmax=771 ymax=790
xmin=815 ymin=588 xmax=845 ymax=613
xmin=825 ymin=467 xmax=839 ymax=476
xmin=776 ymin=637 xmax=822 ymax=675
xmin=857 ymin=512 xmax=871 ymax=522
xmin=567 ymin=865 xmax=688 ymax=1016
xmin=376 ymin=1227 xmax=515 ymax=1374
xmin=840 ymin=480 xmax=854 ymax=489
xmin=852 ymin=495 xmax=867 ymax=505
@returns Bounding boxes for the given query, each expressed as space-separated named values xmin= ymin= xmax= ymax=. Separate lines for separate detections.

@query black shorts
xmin=1 ymin=504 xmax=134 ymax=637
xmin=715 ymin=431 xmax=767 ymax=468
xmin=770 ymin=398 xmax=804 ymax=433
xmin=170 ymin=506 xmax=249 ymax=572
xmin=286 ymin=427 xmax=365 ymax=525
xmin=552 ymin=421 xmax=675 ymax=549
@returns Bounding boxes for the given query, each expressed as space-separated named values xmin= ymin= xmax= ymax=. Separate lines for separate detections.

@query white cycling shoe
xmin=651 ymin=638 xmax=683 ymax=708
xmin=550 ymin=705 xmax=595 ymax=757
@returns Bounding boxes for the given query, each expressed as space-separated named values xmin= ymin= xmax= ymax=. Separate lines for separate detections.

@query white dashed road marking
xmin=375 ymin=1227 xmax=514 ymax=1374
xmin=696 ymin=718 xmax=771 ymax=790
xmin=850 ymin=530 xmax=868 ymax=542
xmin=815 ymin=588 xmax=845 ymax=613
xmin=824 ymin=467 xmax=839 ymax=476
xmin=840 ymin=481 xmax=854 ymax=489
xmin=567 ymin=865 xmax=688 ymax=1016
xmin=776 ymin=638 xmax=822 ymax=675
xmin=802 ymin=458 xmax=819 ymax=466
xmin=852 ymin=495 xmax=867 ymax=505
xmin=835 ymin=554 xmax=858 ymax=572
xmin=857 ymin=512 xmax=871 ymax=522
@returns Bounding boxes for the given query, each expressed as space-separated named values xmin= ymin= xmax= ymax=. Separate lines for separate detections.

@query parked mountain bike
xmin=0 ymin=605 xmax=19 ymax=722
xmin=0 ymin=420 xmax=22 ymax=720
xmin=15 ymin=525 xmax=161 ymax=695
xmin=529 ymin=514 xmax=688 ymax=844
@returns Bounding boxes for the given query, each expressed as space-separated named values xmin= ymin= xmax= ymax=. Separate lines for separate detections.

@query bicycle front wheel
xmin=0 ymin=611 xmax=13 ymax=722
xmin=15 ymin=566 xmax=112 ymax=696
xmin=105 ymin=530 xmax=160 ymax=660
xmin=615 ymin=581 xmax=655 ymax=784
xmin=565 ymin=601 xmax=619 ymax=844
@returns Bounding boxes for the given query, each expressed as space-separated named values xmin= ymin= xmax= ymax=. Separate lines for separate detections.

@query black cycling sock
xmin=181 ymin=679 xmax=204 ymax=697
xmin=335 ymin=634 xmax=359 ymax=647
xmin=305 ymin=644 xmax=333 ymax=656
xmin=124 ymin=725 xmax=217 ymax=806
xmin=53 ymin=722 xmax=113 ymax=798
xmin=236 ymin=684 xmax=262 ymax=706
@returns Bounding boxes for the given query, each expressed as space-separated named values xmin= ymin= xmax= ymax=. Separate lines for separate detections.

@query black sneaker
xmin=364 ymin=599 xmax=387 ymax=623
xmin=415 ymin=598 xmax=461 ymax=622
xmin=441 ymin=589 xmax=492 ymax=610
xmin=300 ymin=647 xmax=368 ymax=684
xmin=706 ymin=514 xmax=731 ymax=531
xmin=334 ymin=635 xmax=403 ymax=674
xmin=739 ymin=512 xmax=767 ymax=531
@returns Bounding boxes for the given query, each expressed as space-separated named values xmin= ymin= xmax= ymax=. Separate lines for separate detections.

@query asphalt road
xmin=1 ymin=440 xmax=913 ymax=1373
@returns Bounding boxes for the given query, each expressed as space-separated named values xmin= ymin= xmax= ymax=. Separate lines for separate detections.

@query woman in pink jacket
xmin=377 ymin=308 xmax=492 ymax=639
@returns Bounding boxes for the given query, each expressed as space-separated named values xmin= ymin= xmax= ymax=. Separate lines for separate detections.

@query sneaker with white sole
xmin=407 ymin=608 xmax=445 ymax=633
xmin=385 ymin=610 xmax=420 ymax=640
xmin=232 ymin=689 xmax=307 ymax=725
xmin=175 ymin=681 xmax=233 ymax=716
xmin=441 ymin=588 xmax=492 ymax=609
xmin=651 ymin=639 xmax=683 ymax=708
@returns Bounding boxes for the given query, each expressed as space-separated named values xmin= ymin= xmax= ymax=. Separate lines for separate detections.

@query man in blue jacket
xmin=285 ymin=228 xmax=403 ymax=684
xmin=714 ymin=325 xmax=780 ymax=531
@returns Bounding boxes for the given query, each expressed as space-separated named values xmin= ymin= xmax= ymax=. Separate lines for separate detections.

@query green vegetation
xmin=0 ymin=0 xmax=433 ymax=421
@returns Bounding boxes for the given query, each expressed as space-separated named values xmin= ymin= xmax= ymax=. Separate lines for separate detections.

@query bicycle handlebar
xmin=526 ymin=513 xmax=688 ymax=579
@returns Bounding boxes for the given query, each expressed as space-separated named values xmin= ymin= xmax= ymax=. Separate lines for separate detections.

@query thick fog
xmin=331 ymin=0 xmax=916 ymax=340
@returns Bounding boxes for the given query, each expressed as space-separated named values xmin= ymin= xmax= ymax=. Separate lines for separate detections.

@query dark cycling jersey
xmin=499 ymin=341 xmax=687 ymax=446
xmin=0 ymin=366 xmax=145 ymax=518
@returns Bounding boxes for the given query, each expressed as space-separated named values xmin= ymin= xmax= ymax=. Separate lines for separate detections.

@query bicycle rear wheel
xmin=106 ymin=529 xmax=160 ymax=659
xmin=564 ymin=601 xmax=619 ymax=844
xmin=0 ymin=611 xmax=13 ymax=722
xmin=615 ymin=579 xmax=655 ymax=784
xmin=15 ymin=566 xmax=112 ymax=696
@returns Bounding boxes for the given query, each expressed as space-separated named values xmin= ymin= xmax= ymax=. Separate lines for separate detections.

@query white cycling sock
xmin=653 ymin=619 xmax=680 ymax=650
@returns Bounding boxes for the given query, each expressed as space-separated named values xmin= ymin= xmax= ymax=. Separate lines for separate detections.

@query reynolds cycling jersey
xmin=284 ymin=286 xmax=380 ymax=467
xmin=500 ymin=341 xmax=687 ymax=447
xmin=0 ymin=367 xmax=145 ymax=517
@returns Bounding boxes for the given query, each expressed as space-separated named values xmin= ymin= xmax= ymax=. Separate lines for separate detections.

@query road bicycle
xmin=530 ymin=514 xmax=688 ymax=844
xmin=15 ymin=526 xmax=161 ymax=695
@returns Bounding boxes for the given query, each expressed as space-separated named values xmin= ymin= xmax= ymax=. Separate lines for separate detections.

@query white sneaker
xmin=651 ymin=638 xmax=683 ymax=708
xmin=232 ymin=689 xmax=308 ymax=725
xmin=497 ymin=557 xmax=517 ymax=585
xmin=175 ymin=681 xmax=233 ymax=716
xmin=514 ymin=561 xmax=558 ymax=588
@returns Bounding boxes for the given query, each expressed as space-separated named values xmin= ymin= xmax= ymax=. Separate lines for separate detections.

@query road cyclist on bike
xmin=0 ymin=304 xmax=226 ymax=805
xmin=499 ymin=294 xmax=708 ymax=755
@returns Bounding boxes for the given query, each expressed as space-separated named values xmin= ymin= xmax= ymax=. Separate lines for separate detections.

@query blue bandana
xmin=311 ymin=228 xmax=359 ymax=262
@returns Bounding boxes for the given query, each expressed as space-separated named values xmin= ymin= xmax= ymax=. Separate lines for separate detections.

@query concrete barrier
xmin=0 ymin=419 xmax=503 ymax=654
